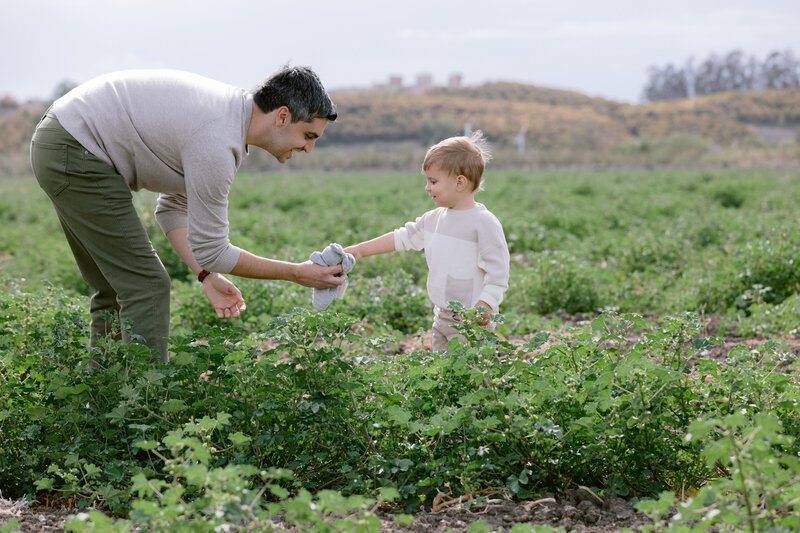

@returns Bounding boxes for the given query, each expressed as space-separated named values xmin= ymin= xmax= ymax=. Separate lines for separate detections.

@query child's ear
xmin=456 ymin=174 xmax=468 ymax=191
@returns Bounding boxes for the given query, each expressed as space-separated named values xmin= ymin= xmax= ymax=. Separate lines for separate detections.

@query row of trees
xmin=644 ymin=49 xmax=800 ymax=102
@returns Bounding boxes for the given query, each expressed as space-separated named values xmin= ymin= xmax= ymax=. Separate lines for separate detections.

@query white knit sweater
xmin=393 ymin=204 xmax=510 ymax=311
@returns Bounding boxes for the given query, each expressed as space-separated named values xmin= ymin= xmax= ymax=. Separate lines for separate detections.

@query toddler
xmin=345 ymin=131 xmax=510 ymax=351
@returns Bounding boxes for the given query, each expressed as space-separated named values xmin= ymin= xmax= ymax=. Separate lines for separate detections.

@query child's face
xmin=425 ymin=164 xmax=473 ymax=209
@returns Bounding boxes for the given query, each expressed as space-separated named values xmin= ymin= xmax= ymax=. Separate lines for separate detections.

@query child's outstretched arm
xmin=344 ymin=232 xmax=395 ymax=261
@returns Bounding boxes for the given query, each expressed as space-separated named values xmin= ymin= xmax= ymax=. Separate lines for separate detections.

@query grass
xmin=3 ymin=167 xmax=799 ymax=337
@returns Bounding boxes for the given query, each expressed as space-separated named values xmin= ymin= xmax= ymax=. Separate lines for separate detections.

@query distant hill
xmin=1 ymin=83 xmax=798 ymax=175
xmin=324 ymin=82 xmax=800 ymax=150
xmin=0 ymin=98 xmax=43 ymax=153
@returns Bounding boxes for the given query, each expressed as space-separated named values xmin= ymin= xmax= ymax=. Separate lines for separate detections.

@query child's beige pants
xmin=431 ymin=307 xmax=467 ymax=352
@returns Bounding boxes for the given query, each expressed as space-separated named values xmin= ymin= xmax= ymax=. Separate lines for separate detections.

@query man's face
xmin=272 ymin=117 xmax=328 ymax=163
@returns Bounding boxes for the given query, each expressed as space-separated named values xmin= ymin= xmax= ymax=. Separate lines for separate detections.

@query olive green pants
xmin=30 ymin=113 xmax=170 ymax=362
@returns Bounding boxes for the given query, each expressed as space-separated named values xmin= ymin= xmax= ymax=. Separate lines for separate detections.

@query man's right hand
xmin=293 ymin=261 xmax=346 ymax=289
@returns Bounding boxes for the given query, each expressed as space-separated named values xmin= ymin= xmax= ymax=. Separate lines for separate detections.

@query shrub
xmin=509 ymin=251 xmax=603 ymax=315
xmin=697 ymin=234 xmax=800 ymax=313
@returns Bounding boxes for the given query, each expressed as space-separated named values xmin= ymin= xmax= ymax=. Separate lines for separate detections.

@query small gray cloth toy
xmin=309 ymin=243 xmax=356 ymax=311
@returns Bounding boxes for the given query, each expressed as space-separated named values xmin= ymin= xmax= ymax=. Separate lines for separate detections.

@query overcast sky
xmin=2 ymin=0 xmax=798 ymax=104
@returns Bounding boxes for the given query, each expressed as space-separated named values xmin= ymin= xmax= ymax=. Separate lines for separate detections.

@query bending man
xmin=30 ymin=65 xmax=344 ymax=362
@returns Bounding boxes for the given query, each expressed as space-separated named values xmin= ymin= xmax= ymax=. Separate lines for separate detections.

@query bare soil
xmin=371 ymin=488 xmax=654 ymax=532
xmin=1 ymin=489 xmax=652 ymax=532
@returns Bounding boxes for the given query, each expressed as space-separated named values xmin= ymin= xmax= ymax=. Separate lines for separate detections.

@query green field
xmin=4 ymin=168 xmax=800 ymax=337
xmin=1 ymin=169 xmax=799 ymax=531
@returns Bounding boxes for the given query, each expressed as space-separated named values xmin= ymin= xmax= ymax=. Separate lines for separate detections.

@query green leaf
xmin=34 ymin=478 xmax=55 ymax=491
xmin=159 ymin=399 xmax=186 ymax=414
xmin=269 ymin=484 xmax=289 ymax=499
xmin=379 ymin=487 xmax=400 ymax=502
xmin=130 ymin=473 xmax=155 ymax=498
xmin=386 ymin=405 xmax=412 ymax=426
xmin=396 ymin=514 xmax=415 ymax=526
xmin=0 ymin=519 xmax=22 ymax=533
xmin=229 ymin=431 xmax=251 ymax=447
xmin=468 ymin=520 xmax=492 ymax=533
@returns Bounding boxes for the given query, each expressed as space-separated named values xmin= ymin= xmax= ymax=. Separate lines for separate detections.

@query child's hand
xmin=343 ymin=245 xmax=361 ymax=261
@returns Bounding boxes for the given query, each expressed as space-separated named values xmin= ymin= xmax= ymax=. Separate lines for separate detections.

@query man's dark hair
xmin=253 ymin=65 xmax=337 ymax=122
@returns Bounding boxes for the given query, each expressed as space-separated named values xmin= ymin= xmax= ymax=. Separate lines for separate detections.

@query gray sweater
xmin=52 ymin=69 xmax=253 ymax=273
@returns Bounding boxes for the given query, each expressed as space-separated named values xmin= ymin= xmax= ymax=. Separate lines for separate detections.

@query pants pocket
xmin=31 ymin=140 xmax=69 ymax=197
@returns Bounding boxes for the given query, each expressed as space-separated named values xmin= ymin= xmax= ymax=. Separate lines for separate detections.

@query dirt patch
xmin=0 ymin=497 xmax=71 ymax=532
xmin=0 ymin=489 xmax=653 ymax=532
xmin=372 ymin=489 xmax=652 ymax=532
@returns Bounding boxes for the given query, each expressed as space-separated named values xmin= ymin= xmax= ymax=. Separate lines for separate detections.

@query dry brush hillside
xmin=325 ymin=82 xmax=800 ymax=149
xmin=1 ymin=83 xmax=799 ymax=175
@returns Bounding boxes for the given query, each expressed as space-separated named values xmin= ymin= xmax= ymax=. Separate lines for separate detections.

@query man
xmin=30 ymin=65 xmax=345 ymax=362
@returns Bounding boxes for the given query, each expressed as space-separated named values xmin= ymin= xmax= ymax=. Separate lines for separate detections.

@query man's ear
xmin=275 ymin=106 xmax=291 ymax=127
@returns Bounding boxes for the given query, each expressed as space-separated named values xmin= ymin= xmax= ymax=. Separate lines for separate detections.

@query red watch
xmin=198 ymin=269 xmax=212 ymax=283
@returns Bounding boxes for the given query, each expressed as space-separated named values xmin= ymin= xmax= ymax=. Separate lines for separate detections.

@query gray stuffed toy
xmin=309 ymin=243 xmax=355 ymax=310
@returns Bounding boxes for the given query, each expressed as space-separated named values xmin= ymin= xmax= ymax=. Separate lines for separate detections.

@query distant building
xmin=370 ymin=72 xmax=466 ymax=93
xmin=415 ymin=74 xmax=433 ymax=92
xmin=371 ymin=75 xmax=405 ymax=92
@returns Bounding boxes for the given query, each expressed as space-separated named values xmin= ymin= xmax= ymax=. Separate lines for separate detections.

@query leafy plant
xmin=637 ymin=413 xmax=800 ymax=532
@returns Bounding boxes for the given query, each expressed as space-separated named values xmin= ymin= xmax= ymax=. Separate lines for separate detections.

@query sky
xmin=2 ymin=0 xmax=798 ymax=104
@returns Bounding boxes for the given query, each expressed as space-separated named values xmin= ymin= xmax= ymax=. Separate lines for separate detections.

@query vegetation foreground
xmin=1 ymin=168 xmax=799 ymax=532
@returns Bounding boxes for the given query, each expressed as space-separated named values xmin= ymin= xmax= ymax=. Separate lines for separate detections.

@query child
xmin=344 ymin=131 xmax=510 ymax=351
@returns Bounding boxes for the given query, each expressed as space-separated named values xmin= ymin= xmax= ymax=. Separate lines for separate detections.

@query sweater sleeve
xmin=393 ymin=210 xmax=432 ymax=251
xmin=153 ymin=128 xmax=242 ymax=274
xmin=182 ymin=140 xmax=242 ymax=273
xmin=155 ymin=193 xmax=188 ymax=236
xmin=476 ymin=213 xmax=510 ymax=310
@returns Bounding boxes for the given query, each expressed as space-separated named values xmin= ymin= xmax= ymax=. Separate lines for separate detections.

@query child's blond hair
xmin=422 ymin=131 xmax=492 ymax=191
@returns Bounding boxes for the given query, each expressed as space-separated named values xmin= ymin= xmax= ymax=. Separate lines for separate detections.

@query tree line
xmin=643 ymin=49 xmax=800 ymax=102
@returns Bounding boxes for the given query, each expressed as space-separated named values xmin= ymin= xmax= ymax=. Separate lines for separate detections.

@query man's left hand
xmin=203 ymin=273 xmax=247 ymax=318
